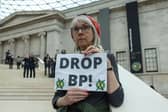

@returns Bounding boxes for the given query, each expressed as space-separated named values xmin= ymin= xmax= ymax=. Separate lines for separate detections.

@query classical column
xmin=0 ymin=42 xmax=2 ymax=63
xmin=38 ymin=32 xmax=46 ymax=59
xmin=22 ymin=35 xmax=30 ymax=57
xmin=8 ymin=39 xmax=15 ymax=56
xmin=47 ymin=31 xmax=61 ymax=57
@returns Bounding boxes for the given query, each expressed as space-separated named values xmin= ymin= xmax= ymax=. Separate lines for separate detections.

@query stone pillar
xmin=47 ymin=31 xmax=61 ymax=57
xmin=38 ymin=32 xmax=46 ymax=59
xmin=0 ymin=41 xmax=2 ymax=63
xmin=8 ymin=38 xmax=15 ymax=56
xmin=22 ymin=35 xmax=30 ymax=57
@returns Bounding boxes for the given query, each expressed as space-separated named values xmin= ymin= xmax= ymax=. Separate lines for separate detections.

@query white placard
xmin=55 ymin=53 xmax=107 ymax=91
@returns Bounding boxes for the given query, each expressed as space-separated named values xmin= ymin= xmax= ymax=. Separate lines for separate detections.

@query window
xmin=116 ymin=51 xmax=127 ymax=68
xmin=144 ymin=48 xmax=158 ymax=72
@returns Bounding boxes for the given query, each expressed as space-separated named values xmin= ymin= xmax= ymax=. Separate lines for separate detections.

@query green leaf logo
xmin=56 ymin=79 xmax=64 ymax=89
xmin=96 ymin=79 xmax=105 ymax=91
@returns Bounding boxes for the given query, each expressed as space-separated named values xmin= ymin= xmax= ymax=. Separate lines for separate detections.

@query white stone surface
xmin=112 ymin=65 xmax=168 ymax=112
xmin=0 ymin=100 xmax=55 ymax=112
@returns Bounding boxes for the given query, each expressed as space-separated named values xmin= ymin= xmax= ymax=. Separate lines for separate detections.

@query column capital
xmin=22 ymin=35 xmax=30 ymax=41
xmin=8 ymin=38 xmax=15 ymax=44
xmin=38 ymin=32 xmax=46 ymax=37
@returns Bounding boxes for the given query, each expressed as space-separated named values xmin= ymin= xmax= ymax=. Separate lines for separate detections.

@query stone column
xmin=0 ymin=41 xmax=2 ymax=63
xmin=8 ymin=38 xmax=15 ymax=56
xmin=47 ymin=31 xmax=61 ymax=57
xmin=22 ymin=35 xmax=30 ymax=57
xmin=38 ymin=32 xmax=46 ymax=59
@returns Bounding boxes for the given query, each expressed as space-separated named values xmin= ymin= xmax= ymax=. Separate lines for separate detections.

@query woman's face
xmin=71 ymin=21 xmax=94 ymax=50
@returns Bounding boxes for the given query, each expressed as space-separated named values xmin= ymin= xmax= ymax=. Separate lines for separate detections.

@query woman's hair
xmin=70 ymin=15 xmax=103 ymax=52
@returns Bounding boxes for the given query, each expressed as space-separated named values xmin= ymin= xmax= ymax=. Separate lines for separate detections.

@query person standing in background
xmin=23 ymin=56 xmax=29 ymax=78
xmin=29 ymin=55 xmax=36 ymax=78
xmin=8 ymin=54 xmax=14 ymax=69
xmin=5 ymin=50 xmax=10 ymax=64
xmin=43 ymin=54 xmax=51 ymax=76
xmin=16 ymin=56 xmax=22 ymax=69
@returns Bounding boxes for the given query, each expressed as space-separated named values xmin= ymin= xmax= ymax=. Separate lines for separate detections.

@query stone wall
xmin=62 ymin=0 xmax=168 ymax=98
xmin=137 ymin=73 xmax=168 ymax=98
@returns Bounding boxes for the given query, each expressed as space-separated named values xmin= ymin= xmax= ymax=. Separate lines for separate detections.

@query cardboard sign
xmin=55 ymin=53 xmax=107 ymax=91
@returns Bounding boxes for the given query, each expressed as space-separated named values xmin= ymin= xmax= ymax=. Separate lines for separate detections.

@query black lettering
xmin=69 ymin=75 xmax=77 ymax=86
xmin=81 ymin=58 xmax=91 ymax=69
xmin=94 ymin=57 xmax=102 ymax=69
xmin=71 ymin=58 xmax=80 ymax=69
xmin=79 ymin=75 xmax=87 ymax=86
xmin=88 ymin=75 xmax=92 ymax=87
xmin=60 ymin=58 xmax=69 ymax=68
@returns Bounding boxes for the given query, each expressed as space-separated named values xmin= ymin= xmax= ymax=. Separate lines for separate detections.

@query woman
xmin=52 ymin=15 xmax=124 ymax=112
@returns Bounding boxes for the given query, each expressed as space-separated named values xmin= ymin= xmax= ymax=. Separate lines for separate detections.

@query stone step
xmin=0 ymin=64 xmax=55 ymax=101
xmin=0 ymin=95 xmax=53 ymax=100
xmin=0 ymin=100 xmax=55 ymax=112
xmin=0 ymin=88 xmax=55 ymax=100
xmin=0 ymin=64 xmax=56 ymax=111
xmin=0 ymin=64 xmax=55 ymax=88
xmin=0 ymin=88 xmax=54 ymax=92
xmin=0 ymin=88 xmax=54 ymax=95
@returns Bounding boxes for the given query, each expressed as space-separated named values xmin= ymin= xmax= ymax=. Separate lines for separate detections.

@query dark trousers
xmin=51 ymin=63 xmax=56 ymax=77
xmin=30 ymin=67 xmax=35 ymax=78
xmin=23 ymin=66 xmax=29 ymax=78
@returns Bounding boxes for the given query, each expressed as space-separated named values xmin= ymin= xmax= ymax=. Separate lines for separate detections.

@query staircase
xmin=0 ymin=64 xmax=56 ymax=112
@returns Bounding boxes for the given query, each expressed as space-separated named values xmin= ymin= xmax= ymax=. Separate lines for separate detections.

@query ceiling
xmin=0 ymin=0 xmax=99 ymax=20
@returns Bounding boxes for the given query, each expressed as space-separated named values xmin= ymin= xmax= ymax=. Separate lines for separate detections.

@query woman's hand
xmin=58 ymin=88 xmax=88 ymax=106
xmin=81 ymin=45 xmax=101 ymax=55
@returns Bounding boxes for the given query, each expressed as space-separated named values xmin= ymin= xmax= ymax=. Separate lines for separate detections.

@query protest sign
xmin=55 ymin=53 xmax=107 ymax=91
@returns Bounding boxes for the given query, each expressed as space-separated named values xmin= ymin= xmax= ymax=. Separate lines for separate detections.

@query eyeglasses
xmin=71 ymin=25 xmax=92 ymax=33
